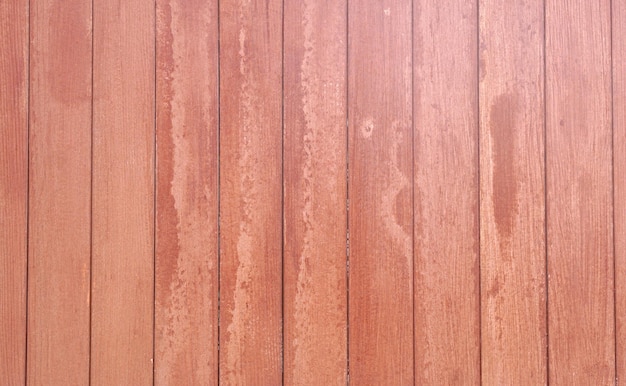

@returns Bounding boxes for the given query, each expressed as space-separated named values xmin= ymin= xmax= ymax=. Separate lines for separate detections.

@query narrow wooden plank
xmin=546 ymin=0 xmax=614 ymax=383
xmin=283 ymin=0 xmax=347 ymax=384
xmin=413 ymin=1 xmax=479 ymax=383
xmin=218 ymin=0 xmax=282 ymax=383
xmin=91 ymin=0 xmax=155 ymax=384
xmin=479 ymin=0 xmax=547 ymax=383
xmin=0 ymin=1 xmax=28 ymax=383
xmin=348 ymin=1 xmax=413 ymax=383
xmin=27 ymin=0 xmax=92 ymax=384
xmin=614 ymin=0 xmax=626 ymax=382
xmin=154 ymin=0 xmax=218 ymax=384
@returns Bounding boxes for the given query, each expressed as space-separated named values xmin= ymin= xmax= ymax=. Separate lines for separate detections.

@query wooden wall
xmin=1 ymin=0 xmax=624 ymax=384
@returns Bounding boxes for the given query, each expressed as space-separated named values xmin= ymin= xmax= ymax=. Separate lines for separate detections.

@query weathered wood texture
xmin=155 ymin=0 xmax=219 ymax=384
xmin=0 ymin=1 xmax=28 ymax=384
xmin=27 ymin=0 xmax=92 ymax=384
xmin=91 ymin=0 xmax=155 ymax=384
xmin=615 ymin=0 xmax=626 ymax=382
xmin=2 ymin=1 xmax=624 ymax=383
xmin=283 ymin=0 xmax=348 ymax=384
xmin=479 ymin=0 xmax=547 ymax=383
xmin=349 ymin=1 xmax=414 ymax=383
xmin=546 ymin=0 xmax=614 ymax=383
xmin=218 ymin=0 xmax=283 ymax=384
xmin=413 ymin=1 xmax=480 ymax=383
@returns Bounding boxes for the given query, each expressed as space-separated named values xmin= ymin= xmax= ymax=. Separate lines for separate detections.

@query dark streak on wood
xmin=479 ymin=0 xmax=547 ymax=382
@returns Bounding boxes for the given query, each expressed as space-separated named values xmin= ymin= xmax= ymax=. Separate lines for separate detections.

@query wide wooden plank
xmin=91 ymin=1 xmax=155 ymax=384
xmin=348 ymin=1 xmax=413 ymax=383
xmin=615 ymin=0 xmax=626 ymax=381
xmin=413 ymin=1 xmax=479 ymax=383
xmin=546 ymin=0 xmax=614 ymax=383
xmin=479 ymin=0 xmax=546 ymax=383
xmin=218 ymin=0 xmax=282 ymax=383
xmin=0 ymin=1 xmax=28 ymax=383
xmin=283 ymin=0 xmax=347 ymax=384
xmin=27 ymin=0 xmax=92 ymax=384
xmin=154 ymin=0 xmax=218 ymax=384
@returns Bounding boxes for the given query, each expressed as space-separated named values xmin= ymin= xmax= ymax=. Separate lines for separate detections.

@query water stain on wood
xmin=490 ymin=93 xmax=519 ymax=243
xmin=155 ymin=0 xmax=218 ymax=383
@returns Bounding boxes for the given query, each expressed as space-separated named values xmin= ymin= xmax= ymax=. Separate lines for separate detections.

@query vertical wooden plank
xmin=546 ymin=0 xmax=614 ymax=383
xmin=91 ymin=0 xmax=155 ymax=384
xmin=0 ymin=1 xmax=28 ymax=383
xmin=348 ymin=1 xmax=413 ymax=383
xmin=413 ymin=1 xmax=479 ymax=383
xmin=27 ymin=0 xmax=92 ymax=384
xmin=479 ymin=0 xmax=547 ymax=383
xmin=218 ymin=0 xmax=282 ymax=383
xmin=154 ymin=0 xmax=218 ymax=384
xmin=283 ymin=0 xmax=347 ymax=384
xmin=614 ymin=0 xmax=626 ymax=382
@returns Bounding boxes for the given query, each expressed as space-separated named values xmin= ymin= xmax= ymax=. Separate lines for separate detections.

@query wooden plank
xmin=479 ymin=0 xmax=547 ymax=383
xmin=218 ymin=0 xmax=282 ymax=383
xmin=154 ymin=0 xmax=218 ymax=384
xmin=413 ymin=1 xmax=479 ymax=383
xmin=348 ymin=1 xmax=413 ymax=383
xmin=0 ymin=1 xmax=28 ymax=383
xmin=283 ymin=0 xmax=347 ymax=384
xmin=615 ymin=0 xmax=626 ymax=382
xmin=546 ymin=0 xmax=614 ymax=383
xmin=91 ymin=0 xmax=155 ymax=384
xmin=27 ymin=0 xmax=92 ymax=384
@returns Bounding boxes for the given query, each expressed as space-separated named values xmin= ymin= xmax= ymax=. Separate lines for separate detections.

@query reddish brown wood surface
xmin=546 ymin=0 xmax=614 ymax=383
xmin=155 ymin=0 xmax=219 ymax=384
xmin=3 ymin=2 xmax=626 ymax=383
xmin=218 ymin=0 xmax=283 ymax=384
xmin=27 ymin=0 xmax=92 ymax=384
xmin=479 ymin=0 xmax=547 ymax=383
xmin=615 ymin=0 xmax=626 ymax=382
xmin=91 ymin=1 xmax=155 ymax=384
xmin=348 ymin=1 xmax=413 ymax=383
xmin=0 ymin=1 xmax=28 ymax=383
xmin=283 ymin=0 xmax=347 ymax=384
xmin=413 ymin=1 xmax=479 ymax=383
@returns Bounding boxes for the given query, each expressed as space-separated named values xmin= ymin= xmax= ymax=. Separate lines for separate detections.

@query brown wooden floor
xmin=1 ymin=0 xmax=625 ymax=384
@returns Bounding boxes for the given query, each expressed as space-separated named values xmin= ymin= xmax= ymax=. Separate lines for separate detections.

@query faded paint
xmin=381 ymin=122 xmax=412 ymax=269
xmin=289 ymin=1 xmax=346 ymax=384
xmin=224 ymin=2 xmax=256 ymax=382
xmin=155 ymin=0 xmax=217 ymax=384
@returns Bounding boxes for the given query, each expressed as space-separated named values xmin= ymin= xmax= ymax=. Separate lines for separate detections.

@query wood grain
xmin=155 ymin=0 xmax=218 ymax=384
xmin=283 ymin=0 xmax=347 ymax=384
xmin=546 ymin=0 xmax=614 ymax=383
xmin=413 ymin=1 xmax=479 ymax=383
xmin=615 ymin=0 xmax=626 ymax=382
xmin=27 ymin=0 xmax=92 ymax=384
xmin=479 ymin=0 xmax=547 ymax=383
xmin=0 ymin=1 xmax=28 ymax=383
xmin=348 ymin=1 xmax=413 ymax=383
xmin=91 ymin=1 xmax=155 ymax=384
xmin=218 ymin=0 xmax=282 ymax=384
